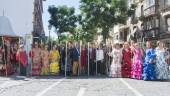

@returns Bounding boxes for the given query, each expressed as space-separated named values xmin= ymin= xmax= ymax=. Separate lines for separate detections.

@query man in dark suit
xmin=71 ymin=43 xmax=80 ymax=76
xmin=89 ymin=44 xmax=96 ymax=75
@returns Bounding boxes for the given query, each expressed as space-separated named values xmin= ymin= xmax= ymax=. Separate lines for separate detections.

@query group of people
xmin=0 ymin=40 xmax=169 ymax=81
xmin=0 ymin=42 xmax=19 ymax=76
xmin=109 ymin=41 xmax=170 ymax=81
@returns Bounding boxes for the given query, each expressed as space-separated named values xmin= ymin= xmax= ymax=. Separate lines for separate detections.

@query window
xmin=155 ymin=19 xmax=159 ymax=27
xmin=145 ymin=0 xmax=155 ymax=8
xmin=149 ymin=0 xmax=155 ymax=6
xmin=164 ymin=0 xmax=170 ymax=6
xmin=145 ymin=0 xmax=149 ymax=8
xmin=144 ymin=0 xmax=156 ymax=16
xmin=151 ymin=19 xmax=154 ymax=28
xmin=116 ymin=35 xmax=119 ymax=40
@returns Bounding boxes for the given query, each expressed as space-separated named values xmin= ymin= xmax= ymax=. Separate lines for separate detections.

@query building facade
xmin=143 ymin=0 xmax=159 ymax=41
xmin=111 ymin=0 xmax=170 ymax=48
xmin=159 ymin=0 xmax=170 ymax=47
xmin=112 ymin=0 xmax=144 ymax=43
xmin=143 ymin=0 xmax=170 ymax=47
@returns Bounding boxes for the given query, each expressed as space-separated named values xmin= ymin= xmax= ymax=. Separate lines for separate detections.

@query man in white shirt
xmin=96 ymin=45 xmax=104 ymax=75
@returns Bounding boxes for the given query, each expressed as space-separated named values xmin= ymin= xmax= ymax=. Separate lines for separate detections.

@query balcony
xmin=144 ymin=29 xmax=159 ymax=40
xmin=144 ymin=4 xmax=159 ymax=17
xmin=143 ymin=15 xmax=159 ymax=40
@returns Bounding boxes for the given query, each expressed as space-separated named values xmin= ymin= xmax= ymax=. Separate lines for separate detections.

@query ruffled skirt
xmin=32 ymin=62 xmax=41 ymax=76
xmin=50 ymin=62 xmax=59 ymax=75
xmin=155 ymin=61 xmax=169 ymax=80
xmin=109 ymin=63 xmax=121 ymax=78
xmin=41 ymin=65 xmax=49 ymax=75
xmin=131 ymin=60 xmax=142 ymax=80
xmin=121 ymin=62 xmax=131 ymax=78
xmin=142 ymin=63 xmax=156 ymax=80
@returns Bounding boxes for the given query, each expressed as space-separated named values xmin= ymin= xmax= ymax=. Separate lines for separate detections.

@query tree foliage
xmin=48 ymin=5 xmax=80 ymax=34
xmin=76 ymin=27 xmax=97 ymax=42
xmin=127 ymin=3 xmax=137 ymax=17
xmin=48 ymin=0 xmax=129 ymax=43
xmin=80 ymin=0 xmax=128 ymax=42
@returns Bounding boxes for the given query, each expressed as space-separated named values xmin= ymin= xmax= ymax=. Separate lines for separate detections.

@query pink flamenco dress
xmin=131 ymin=48 xmax=143 ymax=80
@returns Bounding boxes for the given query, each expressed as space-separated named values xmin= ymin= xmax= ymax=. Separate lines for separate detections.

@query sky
xmin=42 ymin=0 xmax=80 ymax=38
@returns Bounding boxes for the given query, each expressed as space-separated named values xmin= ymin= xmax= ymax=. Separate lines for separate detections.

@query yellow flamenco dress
xmin=49 ymin=50 xmax=60 ymax=75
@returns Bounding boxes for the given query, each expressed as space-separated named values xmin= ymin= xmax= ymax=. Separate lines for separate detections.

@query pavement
xmin=0 ymin=76 xmax=170 ymax=96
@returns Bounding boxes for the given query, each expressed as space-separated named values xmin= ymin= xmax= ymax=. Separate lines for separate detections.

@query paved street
xmin=0 ymin=76 xmax=169 ymax=96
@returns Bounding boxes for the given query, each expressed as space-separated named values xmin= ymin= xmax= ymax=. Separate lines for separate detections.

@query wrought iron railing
xmin=144 ymin=4 xmax=159 ymax=16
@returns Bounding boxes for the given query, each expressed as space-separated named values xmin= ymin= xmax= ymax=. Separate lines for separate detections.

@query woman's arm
xmin=141 ymin=48 xmax=144 ymax=57
xmin=165 ymin=50 xmax=169 ymax=60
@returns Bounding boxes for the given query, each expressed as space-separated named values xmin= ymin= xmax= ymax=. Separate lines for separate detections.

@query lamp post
xmin=48 ymin=25 xmax=52 ymax=50
xmin=58 ymin=33 xmax=61 ymax=43
xmin=40 ymin=32 xmax=45 ymax=44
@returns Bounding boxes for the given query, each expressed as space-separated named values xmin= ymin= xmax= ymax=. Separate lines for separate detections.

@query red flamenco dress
xmin=121 ymin=48 xmax=132 ymax=78
xmin=81 ymin=48 xmax=87 ymax=74
xmin=16 ymin=49 xmax=28 ymax=76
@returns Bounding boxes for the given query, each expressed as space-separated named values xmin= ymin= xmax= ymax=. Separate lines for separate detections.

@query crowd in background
xmin=0 ymin=40 xmax=170 ymax=81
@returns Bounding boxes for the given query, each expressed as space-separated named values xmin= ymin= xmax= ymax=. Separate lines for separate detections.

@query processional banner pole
xmin=78 ymin=41 xmax=82 ymax=76
xmin=88 ymin=42 xmax=90 ymax=77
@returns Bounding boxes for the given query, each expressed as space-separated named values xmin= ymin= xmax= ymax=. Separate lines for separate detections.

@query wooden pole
xmin=107 ymin=43 xmax=111 ymax=76
xmin=31 ymin=39 xmax=33 ymax=76
xmin=78 ymin=41 xmax=81 ymax=76
xmin=26 ymin=38 xmax=29 ymax=76
xmin=65 ymin=41 xmax=67 ymax=77
xmin=96 ymin=48 xmax=98 ymax=76
xmin=18 ymin=38 xmax=21 ymax=76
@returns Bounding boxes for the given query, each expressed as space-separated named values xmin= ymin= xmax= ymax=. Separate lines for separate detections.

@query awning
xmin=0 ymin=16 xmax=19 ymax=37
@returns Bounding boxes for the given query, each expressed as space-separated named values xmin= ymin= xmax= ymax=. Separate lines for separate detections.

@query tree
xmin=74 ymin=26 xmax=97 ymax=42
xmin=127 ymin=3 xmax=137 ymax=17
xmin=58 ymin=35 xmax=67 ymax=42
xmin=48 ymin=5 xmax=79 ymax=35
xmin=80 ymin=0 xmax=128 ymax=42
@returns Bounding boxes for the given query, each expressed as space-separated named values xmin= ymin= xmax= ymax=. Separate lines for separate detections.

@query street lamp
xmin=40 ymin=32 xmax=45 ymax=44
xmin=57 ymin=32 xmax=61 ymax=43
xmin=48 ymin=25 xmax=52 ymax=50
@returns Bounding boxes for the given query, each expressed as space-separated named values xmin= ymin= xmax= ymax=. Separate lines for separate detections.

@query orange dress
xmin=41 ymin=50 xmax=49 ymax=75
